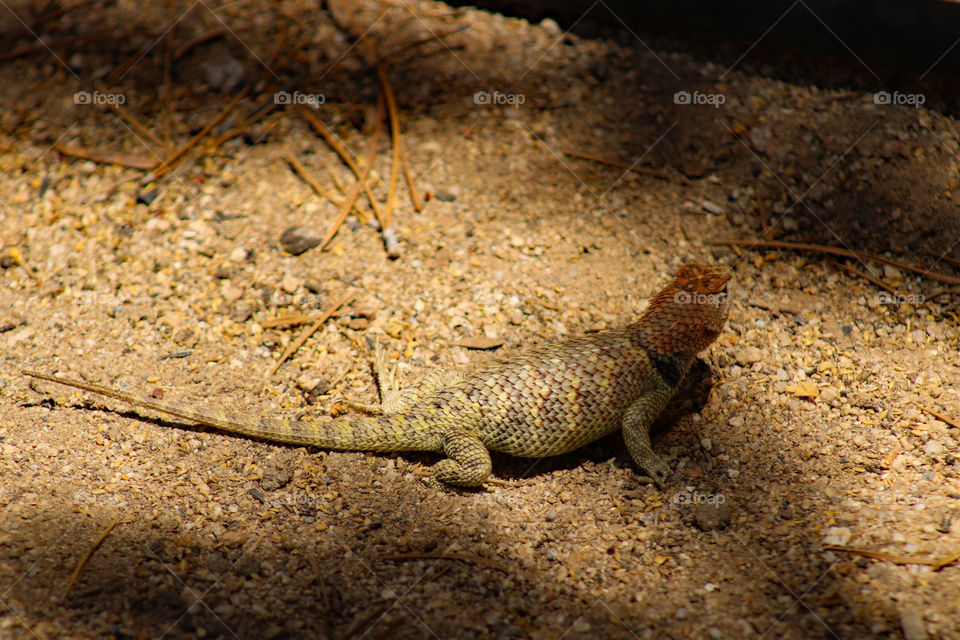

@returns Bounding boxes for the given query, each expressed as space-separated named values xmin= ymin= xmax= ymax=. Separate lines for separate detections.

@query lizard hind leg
xmin=429 ymin=428 xmax=492 ymax=488
xmin=343 ymin=343 xmax=401 ymax=415
xmin=345 ymin=343 xmax=464 ymax=415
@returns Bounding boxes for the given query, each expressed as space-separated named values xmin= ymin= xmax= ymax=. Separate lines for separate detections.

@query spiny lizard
xmin=24 ymin=263 xmax=732 ymax=488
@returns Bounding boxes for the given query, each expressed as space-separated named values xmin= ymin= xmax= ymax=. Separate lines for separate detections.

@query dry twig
xmin=563 ymin=149 xmax=671 ymax=180
xmin=0 ymin=31 xmax=161 ymax=63
xmin=714 ymin=240 xmax=960 ymax=285
xmin=107 ymin=103 xmax=164 ymax=149
xmin=298 ymin=105 xmax=385 ymax=225
xmin=4 ymin=0 xmax=94 ymax=40
xmin=912 ymin=402 xmax=960 ymax=429
xmin=54 ymin=144 xmax=157 ymax=170
xmin=382 ymin=552 xmax=509 ymax=573
xmin=838 ymin=263 xmax=898 ymax=295
xmin=268 ymin=292 xmax=354 ymax=378
xmin=317 ymin=93 xmax=384 ymax=252
xmin=283 ymin=147 xmax=362 ymax=215
xmin=150 ymin=87 xmax=249 ymax=179
xmin=376 ymin=62 xmax=401 ymax=229
xmin=924 ymin=250 xmax=960 ymax=269
xmin=824 ymin=544 xmax=960 ymax=570
xmin=400 ymin=145 xmax=421 ymax=212
xmin=173 ymin=27 xmax=230 ymax=60
xmin=260 ymin=313 xmax=334 ymax=329
xmin=63 ymin=517 xmax=119 ymax=599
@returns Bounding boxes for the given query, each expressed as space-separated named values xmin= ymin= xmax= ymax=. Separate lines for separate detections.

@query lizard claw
xmin=421 ymin=476 xmax=451 ymax=492
xmin=643 ymin=458 xmax=671 ymax=490
xmin=422 ymin=476 xmax=477 ymax=495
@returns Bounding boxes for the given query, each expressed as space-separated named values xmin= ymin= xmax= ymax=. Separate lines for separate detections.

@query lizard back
xmin=404 ymin=328 xmax=670 ymax=457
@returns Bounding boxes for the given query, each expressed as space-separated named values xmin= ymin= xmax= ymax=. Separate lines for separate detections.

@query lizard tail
xmin=22 ymin=370 xmax=437 ymax=453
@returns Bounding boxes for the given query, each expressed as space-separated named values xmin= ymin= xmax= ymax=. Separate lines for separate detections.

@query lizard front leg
xmin=621 ymin=386 xmax=673 ymax=488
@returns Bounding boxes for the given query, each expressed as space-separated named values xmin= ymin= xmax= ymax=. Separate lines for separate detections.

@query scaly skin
xmin=23 ymin=263 xmax=732 ymax=488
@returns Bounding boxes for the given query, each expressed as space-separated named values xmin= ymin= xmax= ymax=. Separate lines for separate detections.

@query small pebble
xmin=749 ymin=127 xmax=771 ymax=153
xmin=352 ymin=296 xmax=382 ymax=319
xmin=230 ymin=302 xmax=252 ymax=322
xmin=297 ymin=376 xmax=321 ymax=392
xmin=199 ymin=52 xmax=246 ymax=92
xmin=700 ymin=200 xmax=724 ymax=215
xmin=221 ymin=283 xmax=243 ymax=302
xmin=347 ymin=318 xmax=368 ymax=331
xmin=822 ymin=526 xmax=852 ymax=546
xmin=137 ymin=188 xmax=159 ymax=205
xmin=900 ymin=606 xmax=928 ymax=640
xmin=281 ymin=273 xmax=301 ymax=295
xmin=279 ymin=226 xmax=323 ymax=256
xmin=923 ymin=440 xmax=943 ymax=456
xmin=539 ymin=17 xmax=561 ymax=35
xmin=693 ymin=501 xmax=732 ymax=530
xmin=820 ymin=386 xmax=840 ymax=403
xmin=736 ymin=347 xmax=763 ymax=366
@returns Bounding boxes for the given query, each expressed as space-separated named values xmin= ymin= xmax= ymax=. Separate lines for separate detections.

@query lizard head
xmin=639 ymin=263 xmax=733 ymax=355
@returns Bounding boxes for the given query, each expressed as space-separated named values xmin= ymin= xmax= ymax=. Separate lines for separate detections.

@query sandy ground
xmin=2 ymin=1 xmax=960 ymax=638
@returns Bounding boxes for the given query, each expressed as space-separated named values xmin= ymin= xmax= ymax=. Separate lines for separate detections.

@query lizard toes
xmin=421 ymin=476 xmax=474 ymax=495
xmin=644 ymin=459 xmax=672 ymax=490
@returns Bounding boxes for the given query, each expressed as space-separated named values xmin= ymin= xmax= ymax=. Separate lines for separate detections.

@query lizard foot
xmin=640 ymin=455 xmax=671 ymax=490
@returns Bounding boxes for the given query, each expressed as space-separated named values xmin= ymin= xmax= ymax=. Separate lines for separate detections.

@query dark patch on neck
xmin=631 ymin=330 xmax=691 ymax=388
xmin=650 ymin=352 xmax=689 ymax=388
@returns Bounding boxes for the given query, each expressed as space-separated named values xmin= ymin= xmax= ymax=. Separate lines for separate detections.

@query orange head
xmin=638 ymin=263 xmax=732 ymax=355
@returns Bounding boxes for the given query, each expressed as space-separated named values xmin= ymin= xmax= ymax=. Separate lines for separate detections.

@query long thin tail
xmin=22 ymin=370 xmax=434 ymax=452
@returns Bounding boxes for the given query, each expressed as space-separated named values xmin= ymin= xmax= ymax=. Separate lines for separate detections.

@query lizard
xmin=23 ymin=262 xmax=732 ymax=489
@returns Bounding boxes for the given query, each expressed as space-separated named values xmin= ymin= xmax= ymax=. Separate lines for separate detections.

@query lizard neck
xmin=645 ymin=350 xmax=693 ymax=388
xmin=629 ymin=310 xmax=709 ymax=388
xmin=630 ymin=326 xmax=693 ymax=388
xmin=632 ymin=304 xmax=722 ymax=357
